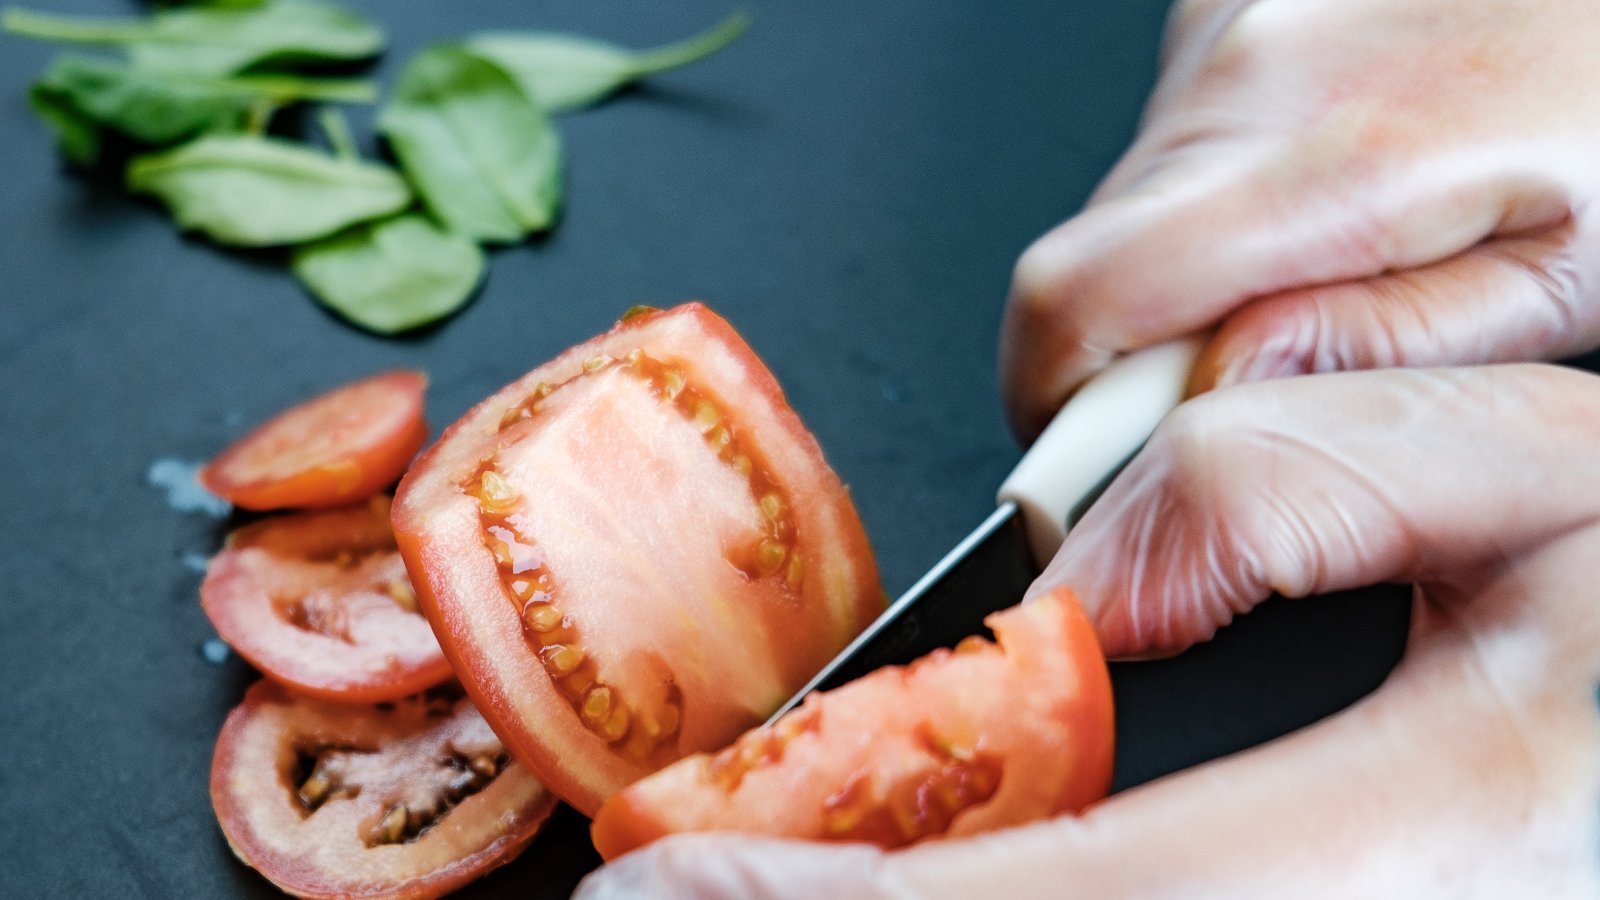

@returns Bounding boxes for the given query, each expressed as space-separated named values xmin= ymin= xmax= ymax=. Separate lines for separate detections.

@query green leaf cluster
xmin=5 ymin=3 xmax=747 ymax=334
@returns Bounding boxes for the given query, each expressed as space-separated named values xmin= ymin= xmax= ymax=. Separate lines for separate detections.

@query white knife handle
xmin=997 ymin=336 xmax=1204 ymax=566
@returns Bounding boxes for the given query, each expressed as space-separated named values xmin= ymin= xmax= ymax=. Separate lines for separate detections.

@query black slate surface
xmin=0 ymin=1 xmax=1430 ymax=896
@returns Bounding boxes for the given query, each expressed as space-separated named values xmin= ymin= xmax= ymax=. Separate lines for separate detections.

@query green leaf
xmin=28 ymin=55 xmax=375 ymax=151
xmin=2 ymin=1 xmax=385 ymax=76
xmin=292 ymin=213 xmax=486 ymax=334
xmin=378 ymin=44 xmax=562 ymax=243
xmin=467 ymin=12 xmax=748 ymax=114
xmin=28 ymin=81 xmax=101 ymax=164
xmin=127 ymin=135 xmax=411 ymax=246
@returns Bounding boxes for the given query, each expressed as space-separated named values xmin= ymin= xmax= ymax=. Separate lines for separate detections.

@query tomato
xmin=392 ymin=303 xmax=883 ymax=815
xmin=589 ymin=587 xmax=1114 ymax=858
xmin=201 ymin=498 xmax=452 ymax=703
xmin=212 ymin=680 xmax=557 ymax=900
xmin=201 ymin=370 xmax=428 ymax=511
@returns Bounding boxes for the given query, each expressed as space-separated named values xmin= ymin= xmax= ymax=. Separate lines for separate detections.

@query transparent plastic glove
xmin=579 ymin=365 xmax=1600 ymax=899
xmin=1001 ymin=0 xmax=1600 ymax=438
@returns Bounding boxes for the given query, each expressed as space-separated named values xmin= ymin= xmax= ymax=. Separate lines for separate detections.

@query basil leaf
xmin=292 ymin=213 xmax=485 ymax=334
xmin=467 ymin=12 xmax=748 ymax=114
xmin=30 ymin=55 xmax=375 ymax=153
xmin=127 ymin=135 xmax=411 ymax=246
xmin=378 ymin=44 xmax=562 ymax=243
xmin=28 ymin=81 xmax=101 ymax=164
xmin=2 ymin=1 xmax=385 ymax=76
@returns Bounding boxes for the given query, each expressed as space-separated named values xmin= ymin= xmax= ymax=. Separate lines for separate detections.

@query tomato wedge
xmin=590 ymin=587 xmax=1114 ymax=858
xmin=212 ymin=681 xmax=557 ymax=900
xmin=393 ymin=304 xmax=883 ymax=814
xmin=201 ymin=498 xmax=452 ymax=703
xmin=201 ymin=370 xmax=428 ymax=511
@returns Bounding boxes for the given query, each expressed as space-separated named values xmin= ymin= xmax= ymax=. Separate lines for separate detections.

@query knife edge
xmin=766 ymin=501 xmax=1036 ymax=724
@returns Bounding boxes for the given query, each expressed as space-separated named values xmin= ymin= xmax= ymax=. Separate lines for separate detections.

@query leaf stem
xmin=631 ymin=11 xmax=750 ymax=75
xmin=2 ymin=7 xmax=148 ymax=45
xmin=244 ymin=97 xmax=277 ymax=135
xmin=318 ymin=107 xmax=358 ymax=161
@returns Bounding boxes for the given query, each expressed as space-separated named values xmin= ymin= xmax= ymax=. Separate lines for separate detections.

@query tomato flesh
xmin=211 ymin=681 xmax=556 ymax=900
xmin=202 ymin=370 xmax=428 ymax=511
xmin=590 ymin=587 xmax=1114 ymax=858
xmin=201 ymin=499 xmax=452 ymax=703
xmin=393 ymin=304 xmax=883 ymax=814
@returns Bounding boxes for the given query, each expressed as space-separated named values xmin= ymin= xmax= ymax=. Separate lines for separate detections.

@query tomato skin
xmin=211 ymin=681 xmax=557 ymax=900
xmin=392 ymin=304 xmax=883 ymax=815
xmin=201 ymin=370 xmax=428 ymax=511
xmin=201 ymin=499 xmax=453 ymax=703
xmin=589 ymin=587 xmax=1114 ymax=859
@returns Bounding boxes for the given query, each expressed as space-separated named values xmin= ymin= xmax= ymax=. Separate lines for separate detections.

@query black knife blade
xmin=765 ymin=502 xmax=1037 ymax=724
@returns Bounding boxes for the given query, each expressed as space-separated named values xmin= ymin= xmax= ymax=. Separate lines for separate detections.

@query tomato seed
xmin=376 ymin=804 xmax=408 ymax=844
xmin=540 ymin=644 xmax=585 ymax=677
xmin=662 ymin=369 xmax=686 ymax=401
xmin=598 ymin=703 xmax=631 ymax=742
xmin=385 ymin=578 xmax=418 ymax=613
xmin=468 ymin=754 xmax=499 ymax=778
xmin=691 ymin=400 xmax=720 ymax=433
xmin=298 ymin=769 xmax=333 ymax=809
xmin=523 ymin=602 xmax=563 ymax=634
xmin=581 ymin=685 xmax=614 ymax=724
xmin=756 ymin=539 xmax=787 ymax=577
xmin=476 ymin=470 xmax=521 ymax=514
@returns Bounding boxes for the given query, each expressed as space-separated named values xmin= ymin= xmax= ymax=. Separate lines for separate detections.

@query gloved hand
xmin=1002 ymin=0 xmax=1600 ymax=438
xmin=575 ymin=364 xmax=1600 ymax=898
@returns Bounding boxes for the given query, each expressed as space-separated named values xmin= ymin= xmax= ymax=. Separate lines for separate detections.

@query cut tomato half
xmin=212 ymin=681 xmax=557 ymax=900
xmin=201 ymin=498 xmax=452 ymax=703
xmin=201 ymin=370 xmax=428 ymax=511
xmin=590 ymin=587 xmax=1114 ymax=858
xmin=392 ymin=303 xmax=883 ymax=815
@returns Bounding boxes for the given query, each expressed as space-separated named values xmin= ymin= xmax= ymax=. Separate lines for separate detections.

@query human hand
xmin=1002 ymin=0 xmax=1600 ymax=438
xmin=577 ymin=365 xmax=1600 ymax=898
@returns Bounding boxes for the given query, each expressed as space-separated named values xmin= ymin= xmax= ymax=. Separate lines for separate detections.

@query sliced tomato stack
xmin=196 ymin=369 xmax=555 ymax=899
xmin=590 ymin=587 xmax=1115 ymax=858
xmin=392 ymin=304 xmax=884 ymax=814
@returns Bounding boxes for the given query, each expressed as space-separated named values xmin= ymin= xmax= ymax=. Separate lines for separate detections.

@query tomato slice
xmin=212 ymin=680 xmax=557 ymax=900
xmin=392 ymin=304 xmax=883 ymax=815
xmin=201 ymin=370 xmax=429 ymax=511
xmin=589 ymin=587 xmax=1114 ymax=858
xmin=202 ymin=498 xmax=453 ymax=703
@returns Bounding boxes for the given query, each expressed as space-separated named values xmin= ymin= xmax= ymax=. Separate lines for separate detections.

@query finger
xmin=884 ymin=609 xmax=1600 ymax=899
xmin=1192 ymin=226 xmax=1600 ymax=393
xmin=1028 ymin=364 xmax=1600 ymax=658
xmin=572 ymin=834 xmax=898 ymax=900
xmin=1000 ymin=143 xmax=1570 ymax=439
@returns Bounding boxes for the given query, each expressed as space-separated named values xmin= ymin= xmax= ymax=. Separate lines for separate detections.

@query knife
xmin=767 ymin=336 xmax=1204 ymax=723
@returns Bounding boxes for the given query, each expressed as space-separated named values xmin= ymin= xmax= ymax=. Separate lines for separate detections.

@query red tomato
xmin=201 ymin=499 xmax=452 ymax=702
xmin=201 ymin=370 xmax=428 ymax=511
xmin=590 ymin=587 xmax=1114 ymax=858
xmin=211 ymin=681 xmax=557 ymax=900
xmin=392 ymin=304 xmax=883 ymax=815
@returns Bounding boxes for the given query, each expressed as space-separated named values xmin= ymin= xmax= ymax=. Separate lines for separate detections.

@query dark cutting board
xmin=2 ymin=1 xmax=1515 ymax=895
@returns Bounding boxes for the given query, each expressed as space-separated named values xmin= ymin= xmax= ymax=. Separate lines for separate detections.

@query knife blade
xmin=767 ymin=336 xmax=1205 ymax=725
xmin=767 ymin=502 xmax=1035 ymax=721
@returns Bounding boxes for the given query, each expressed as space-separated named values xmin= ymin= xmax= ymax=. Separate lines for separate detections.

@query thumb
xmin=1001 ymin=141 xmax=1568 ymax=439
xmin=1028 ymin=364 xmax=1600 ymax=659
xmin=1191 ymin=225 xmax=1600 ymax=393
